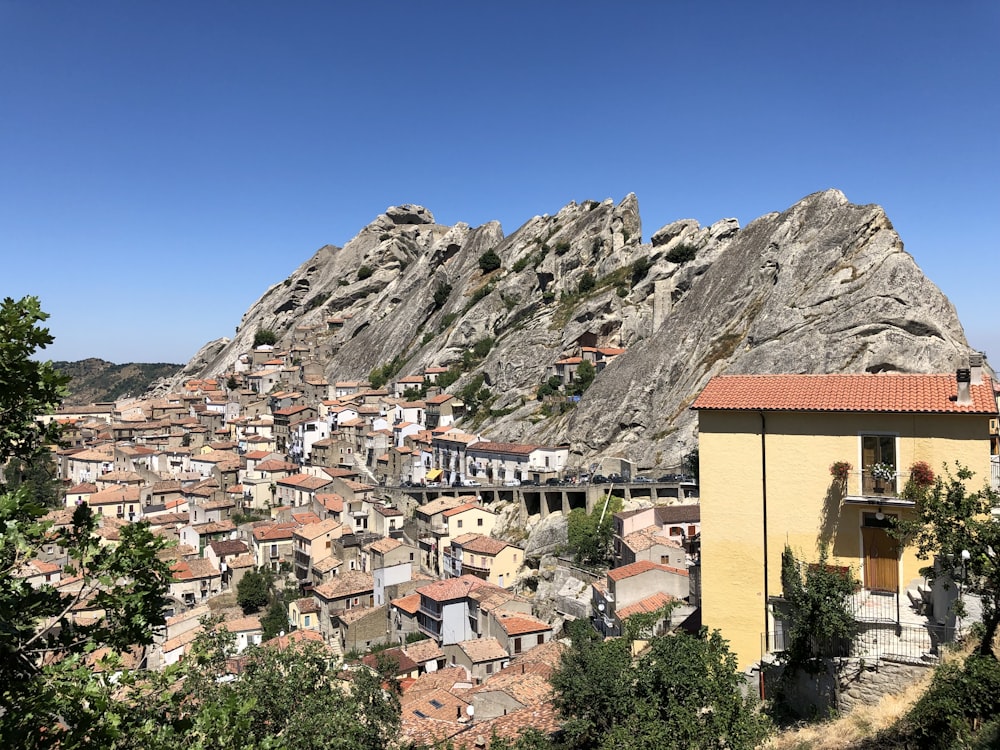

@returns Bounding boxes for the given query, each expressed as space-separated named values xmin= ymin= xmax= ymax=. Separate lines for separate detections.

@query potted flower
xmin=829 ymin=461 xmax=852 ymax=483
xmin=869 ymin=462 xmax=895 ymax=491
xmin=908 ymin=461 xmax=935 ymax=488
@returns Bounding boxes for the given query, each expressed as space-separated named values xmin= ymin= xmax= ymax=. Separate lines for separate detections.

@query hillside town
xmin=13 ymin=330 xmax=1000 ymax=746
xmin=21 ymin=335 xmax=707 ymax=746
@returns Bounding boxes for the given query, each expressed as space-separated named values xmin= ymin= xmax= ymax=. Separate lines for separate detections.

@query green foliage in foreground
xmin=551 ymin=622 xmax=772 ymax=750
xmin=868 ymin=651 xmax=1000 ymax=750
xmin=894 ymin=464 xmax=1000 ymax=658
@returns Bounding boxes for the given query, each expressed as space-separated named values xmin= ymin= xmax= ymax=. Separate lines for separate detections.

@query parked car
xmin=634 ymin=476 xmax=654 ymax=483
xmin=591 ymin=474 xmax=609 ymax=484
xmin=545 ymin=477 xmax=562 ymax=486
xmin=503 ymin=479 xmax=521 ymax=486
xmin=520 ymin=479 xmax=539 ymax=486
xmin=462 ymin=479 xmax=481 ymax=487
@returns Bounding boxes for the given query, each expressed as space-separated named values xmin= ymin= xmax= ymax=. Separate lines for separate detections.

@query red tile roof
xmin=616 ymin=591 xmax=676 ymax=620
xmin=607 ymin=559 xmax=686 ymax=581
xmin=692 ymin=374 xmax=997 ymax=414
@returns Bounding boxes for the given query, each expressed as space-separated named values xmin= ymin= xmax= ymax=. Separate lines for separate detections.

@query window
xmin=862 ymin=434 xmax=897 ymax=493
xmin=485 ymin=662 xmax=494 ymax=674
xmin=688 ymin=525 xmax=697 ymax=536
xmin=537 ymin=633 xmax=545 ymax=645
xmin=304 ymin=614 xmax=311 ymax=626
xmin=513 ymin=637 xmax=522 ymax=654
xmin=477 ymin=517 xmax=483 ymax=527
xmin=669 ymin=526 xmax=683 ymax=536
xmin=457 ymin=519 xmax=463 ymax=528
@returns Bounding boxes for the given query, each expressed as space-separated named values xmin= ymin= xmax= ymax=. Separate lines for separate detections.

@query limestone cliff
xmin=174 ymin=190 xmax=975 ymax=471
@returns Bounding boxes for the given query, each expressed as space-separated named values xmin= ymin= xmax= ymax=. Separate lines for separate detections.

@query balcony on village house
xmin=461 ymin=557 xmax=491 ymax=578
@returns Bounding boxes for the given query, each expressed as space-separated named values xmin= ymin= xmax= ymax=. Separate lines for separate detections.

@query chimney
xmin=970 ymin=353 xmax=984 ymax=385
xmin=956 ymin=368 xmax=972 ymax=406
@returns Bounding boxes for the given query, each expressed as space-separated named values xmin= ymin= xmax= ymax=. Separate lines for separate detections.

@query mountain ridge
xmin=164 ymin=189 xmax=975 ymax=470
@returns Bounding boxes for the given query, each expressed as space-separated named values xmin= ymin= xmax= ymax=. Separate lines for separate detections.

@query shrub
xmin=630 ymin=256 xmax=652 ymax=286
xmin=253 ymin=328 xmax=277 ymax=347
xmin=433 ymin=282 xmax=452 ymax=309
xmin=304 ymin=291 xmax=330 ymax=311
xmin=554 ymin=240 xmax=571 ymax=255
xmin=666 ymin=243 xmax=698 ymax=264
xmin=578 ymin=271 xmax=596 ymax=294
xmin=472 ymin=337 xmax=494 ymax=359
xmin=478 ymin=249 xmax=501 ymax=273
xmin=357 ymin=265 xmax=374 ymax=280
xmin=511 ymin=254 xmax=531 ymax=273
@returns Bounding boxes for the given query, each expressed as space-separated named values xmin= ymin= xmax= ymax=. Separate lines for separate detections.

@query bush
xmin=237 ymin=570 xmax=270 ymax=614
xmin=357 ymin=265 xmax=374 ymax=280
xmin=253 ymin=328 xmax=277 ymax=347
xmin=880 ymin=653 xmax=1000 ymax=749
xmin=577 ymin=271 xmax=596 ymax=294
xmin=666 ymin=243 xmax=698 ymax=264
xmin=630 ymin=256 xmax=652 ymax=287
xmin=304 ymin=291 xmax=330 ymax=311
xmin=478 ymin=249 xmax=501 ymax=273
xmin=433 ymin=282 xmax=452 ymax=310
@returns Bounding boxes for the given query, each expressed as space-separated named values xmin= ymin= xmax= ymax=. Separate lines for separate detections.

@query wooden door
xmin=863 ymin=527 xmax=899 ymax=592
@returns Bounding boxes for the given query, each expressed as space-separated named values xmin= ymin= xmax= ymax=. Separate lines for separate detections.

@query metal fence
xmin=764 ymin=620 xmax=954 ymax=665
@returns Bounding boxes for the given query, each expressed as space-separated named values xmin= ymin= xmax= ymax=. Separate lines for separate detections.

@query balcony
xmin=859 ymin=470 xmax=899 ymax=499
xmin=462 ymin=559 xmax=491 ymax=575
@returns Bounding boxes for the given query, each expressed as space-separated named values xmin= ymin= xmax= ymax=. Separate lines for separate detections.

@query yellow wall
xmin=699 ymin=409 xmax=993 ymax=669
xmin=487 ymin=546 xmax=522 ymax=588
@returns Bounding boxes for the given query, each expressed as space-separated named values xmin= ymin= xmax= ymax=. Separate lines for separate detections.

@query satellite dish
xmin=466 ymin=705 xmax=475 ymax=717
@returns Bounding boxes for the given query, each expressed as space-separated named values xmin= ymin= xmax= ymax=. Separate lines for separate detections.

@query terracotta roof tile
xmin=457 ymin=637 xmax=507 ymax=663
xmin=494 ymin=611 xmax=551 ymax=636
xmin=616 ymin=591 xmax=676 ymax=620
xmin=692 ymin=374 xmax=997 ymax=414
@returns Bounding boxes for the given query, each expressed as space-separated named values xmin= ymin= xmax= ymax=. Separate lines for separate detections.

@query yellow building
xmin=693 ymin=370 xmax=997 ymax=669
xmin=447 ymin=533 xmax=524 ymax=588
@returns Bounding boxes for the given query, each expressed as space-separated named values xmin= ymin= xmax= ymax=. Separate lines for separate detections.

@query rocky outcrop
xmin=172 ymin=190 xmax=976 ymax=472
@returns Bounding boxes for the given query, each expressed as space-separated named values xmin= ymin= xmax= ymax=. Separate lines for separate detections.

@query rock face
xmin=173 ymin=189 xmax=976 ymax=471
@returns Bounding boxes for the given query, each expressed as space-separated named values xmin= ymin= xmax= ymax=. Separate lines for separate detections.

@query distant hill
xmin=54 ymin=359 xmax=183 ymax=406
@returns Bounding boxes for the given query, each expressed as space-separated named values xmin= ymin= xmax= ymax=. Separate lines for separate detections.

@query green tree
xmin=0 ymin=297 xmax=174 ymax=747
xmin=253 ymin=328 xmax=277 ymax=347
xmin=432 ymin=281 xmax=452 ymax=310
xmin=666 ymin=243 xmax=698 ymax=264
xmin=551 ymin=622 xmax=771 ymax=750
xmin=478 ymin=249 xmax=502 ymax=273
xmin=778 ymin=545 xmax=858 ymax=666
xmin=567 ymin=359 xmax=595 ymax=397
xmin=683 ymin=448 xmax=700 ymax=482
xmin=226 ymin=374 xmax=239 ymax=391
xmin=895 ymin=463 xmax=1000 ymax=657
xmin=0 ymin=296 xmax=68 ymax=465
xmin=565 ymin=495 xmax=622 ymax=566
xmin=236 ymin=569 xmax=270 ymax=614
xmin=261 ymin=597 xmax=289 ymax=640
xmin=577 ymin=270 xmax=596 ymax=294
xmin=3 ymin=449 xmax=62 ymax=508
xmin=94 ymin=632 xmax=403 ymax=750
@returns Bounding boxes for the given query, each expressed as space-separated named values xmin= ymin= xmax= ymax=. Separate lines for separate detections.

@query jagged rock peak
xmin=385 ymin=204 xmax=435 ymax=225
xmin=167 ymin=189 xmax=974 ymax=475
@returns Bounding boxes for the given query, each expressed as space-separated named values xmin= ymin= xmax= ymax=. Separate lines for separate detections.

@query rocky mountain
xmin=56 ymin=359 xmax=182 ymax=406
xmin=172 ymin=189 xmax=975 ymax=471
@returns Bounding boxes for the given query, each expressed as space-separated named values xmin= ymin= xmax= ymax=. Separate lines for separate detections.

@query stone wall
xmin=762 ymin=657 xmax=932 ymax=717
xmin=837 ymin=658 xmax=931 ymax=713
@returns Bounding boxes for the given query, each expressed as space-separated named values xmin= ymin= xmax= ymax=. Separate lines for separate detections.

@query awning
xmin=425 ymin=468 xmax=442 ymax=481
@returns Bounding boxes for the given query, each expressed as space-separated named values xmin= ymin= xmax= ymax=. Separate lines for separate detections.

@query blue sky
xmin=2 ymin=2 xmax=997 ymax=365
